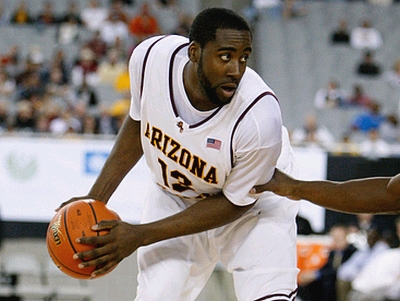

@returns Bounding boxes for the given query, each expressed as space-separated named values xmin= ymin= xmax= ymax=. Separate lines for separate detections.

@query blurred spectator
xmin=348 ymin=83 xmax=372 ymax=108
xmin=45 ymin=67 xmax=75 ymax=106
xmin=10 ymin=1 xmax=33 ymax=24
xmin=331 ymin=133 xmax=360 ymax=157
xmin=153 ymin=0 xmax=180 ymax=35
xmin=291 ymin=113 xmax=335 ymax=149
xmin=16 ymin=72 xmax=46 ymax=102
xmin=97 ymin=104 xmax=119 ymax=135
xmin=80 ymin=0 xmax=109 ymax=32
xmin=347 ymin=214 xmax=378 ymax=250
xmin=128 ymin=3 xmax=160 ymax=45
xmin=85 ymin=30 xmax=108 ymax=61
xmin=347 ymin=217 xmax=400 ymax=301
xmin=314 ymin=79 xmax=349 ymax=109
xmin=350 ymin=19 xmax=383 ymax=51
xmin=282 ymin=0 xmax=308 ymax=20
xmin=380 ymin=114 xmax=399 ymax=143
xmin=359 ymin=128 xmax=392 ymax=158
xmin=384 ymin=58 xmax=400 ymax=88
xmin=97 ymin=48 xmax=127 ymax=86
xmin=56 ymin=15 xmax=80 ymax=45
xmin=356 ymin=51 xmax=382 ymax=77
xmin=49 ymin=48 xmax=71 ymax=85
xmin=0 ymin=100 xmax=11 ymax=132
xmin=35 ymin=0 xmax=59 ymax=25
xmin=11 ymin=100 xmax=36 ymax=132
xmin=0 ymin=69 xmax=16 ymax=102
xmin=49 ymin=106 xmax=81 ymax=135
xmin=109 ymin=0 xmax=129 ymax=24
xmin=71 ymin=47 xmax=99 ymax=88
xmin=59 ymin=1 xmax=83 ymax=25
xmin=81 ymin=113 xmax=99 ymax=135
xmin=75 ymin=79 xmax=100 ymax=109
xmin=298 ymin=224 xmax=357 ymax=301
xmin=1 ymin=45 xmax=22 ymax=78
xmin=337 ymin=226 xmax=390 ymax=300
xmin=351 ymin=101 xmax=385 ymax=133
xmin=330 ymin=19 xmax=350 ymax=45
xmin=100 ymin=12 xmax=130 ymax=48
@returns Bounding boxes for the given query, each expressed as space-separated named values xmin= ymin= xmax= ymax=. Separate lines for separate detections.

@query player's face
xmin=197 ymin=29 xmax=252 ymax=107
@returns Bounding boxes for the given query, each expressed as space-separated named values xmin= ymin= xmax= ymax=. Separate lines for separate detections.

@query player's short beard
xmin=197 ymin=53 xmax=231 ymax=107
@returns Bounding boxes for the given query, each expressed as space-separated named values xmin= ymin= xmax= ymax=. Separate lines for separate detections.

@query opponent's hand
xmin=55 ymin=196 xmax=94 ymax=212
xmin=250 ymin=168 xmax=301 ymax=200
xmin=73 ymin=220 xmax=142 ymax=278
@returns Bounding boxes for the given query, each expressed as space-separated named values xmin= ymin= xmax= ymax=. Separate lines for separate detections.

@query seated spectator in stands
xmin=49 ymin=107 xmax=82 ymax=135
xmin=75 ymin=79 xmax=100 ymax=109
xmin=109 ymin=0 xmax=129 ymax=25
xmin=359 ymin=128 xmax=392 ymax=158
xmin=347 ymin=218 xmax=400 ymax=301
xmin=100 ymin=12 xmax=130 ymax=48
xmin=0 ymin=69 xmax=16 ymax=102
xmin=331 ymin=133 xmax=360 ymax=157
xmin=1 ymin=45 xmax=22 ymax=78
xmin=282 ymin=0 xmax=308 ymax=20
xmin=97 ymin=48 xmax=127 ymax=86
xmin=85 ymin=30 xmax=108 ymax=61
xmin=10 ymin=100 xmax=36 ymax=132
xmin=49 ymin=48 xmax=71 ymax=85
xmin=384 ymin=58 xmax=400 ymax=88
xmin=172 ymin=13 xmax=193 ymax=37
xmin=128 ymin=3 xmax=160 ymax=45
xmin=380 ymin=114 xmax=399 ymax=144
xmin=80 ymin=0 xmax=109 ymax=32
xmin=348 ymin=84 xmax=372 ymax=108
xmin=291 ymin=113 xmax=336 ymax=149
xmin=337 ymin=226 xmax=390 ymax=301
xmin=59 ymin=1 xmax=83 ymax=25
xmin=347 ymin=214 xmax=378 ymax=250
xmin=350 ymin=101 xmax=385 ymax=133
xmin=330 ymin=19 xmax=350 ymax=45
xmin=56 ymin=15 xmax=80 ymax=45
xmin=0 ymin=100 xmax=11 ymax=132
xmin=35 ymin=0 xmax=59 ymax=25
xmin=356 ymin=51 xmax=382 ymax=77
xmin=10 ymin=1 xmax=33 ymax=24
xmin=297 ymin=224 xmax=357 ymax=301
xmin=16 ymin=72 xmax=46 ymax=102
xmin=314 ymin=79 xmax=349 ymax=109
xmin=71 ymin=47 xmax=99 ymax=88
xmin=350 ymin=19 xmax=383 ymax=51
xmin=45 ymin=67 xmax=75 ymax=105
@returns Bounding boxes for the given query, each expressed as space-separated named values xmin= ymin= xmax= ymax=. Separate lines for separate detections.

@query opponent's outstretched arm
xmin=251 ymin=169 xmax=400 ymax=214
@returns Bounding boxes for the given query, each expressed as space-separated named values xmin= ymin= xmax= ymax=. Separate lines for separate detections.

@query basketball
xmin=46 ymin=199 xmax=121 ymax=279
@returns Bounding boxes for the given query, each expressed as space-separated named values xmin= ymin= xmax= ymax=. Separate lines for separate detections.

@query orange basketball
xmin=46 ymin=199 xmax=121 ymax=279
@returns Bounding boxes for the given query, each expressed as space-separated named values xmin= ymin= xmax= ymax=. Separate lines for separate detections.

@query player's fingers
xmin=91 ymin=259 xmax=120 ymax=278
xmin=93 ymin=220 xmax=120 ymax=230
xmin=55 ymin=196 xmax=93 ymax=211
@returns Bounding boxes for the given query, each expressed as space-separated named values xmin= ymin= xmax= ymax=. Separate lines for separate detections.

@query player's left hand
xmin=73 ymin=220 xmax=143 ymax=278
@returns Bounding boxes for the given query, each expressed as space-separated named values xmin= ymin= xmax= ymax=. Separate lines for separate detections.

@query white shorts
xmin=134 ymin=181 xmax=300 ymax=301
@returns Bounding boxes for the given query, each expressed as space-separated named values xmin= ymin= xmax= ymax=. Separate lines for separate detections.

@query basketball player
xmin=251 ymin=169 xmax=400 ymax=214
xmin=66 ymin=8 xmax=299 ymax=301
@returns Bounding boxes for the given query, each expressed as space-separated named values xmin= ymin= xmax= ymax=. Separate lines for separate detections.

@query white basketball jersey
xmin=132 ymin=35 xmax=283 ymax=204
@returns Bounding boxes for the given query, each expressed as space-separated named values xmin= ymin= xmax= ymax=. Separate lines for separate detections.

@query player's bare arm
xmin=252 ymin=168 xmax=400 ymax=214
xmin=74 ymin=193 xmax=255 ymax=277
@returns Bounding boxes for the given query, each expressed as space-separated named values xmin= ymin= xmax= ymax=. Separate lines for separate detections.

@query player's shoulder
xmin=134 ymin=35 xmax=189 ymax=53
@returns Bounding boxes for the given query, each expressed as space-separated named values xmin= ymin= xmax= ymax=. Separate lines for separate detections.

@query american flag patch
xmin=206 ymin=138 xmax=222 ymax=150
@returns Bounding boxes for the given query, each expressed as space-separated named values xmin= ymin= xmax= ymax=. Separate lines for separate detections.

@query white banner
xmin=0 ymin=137 xmax=327 ymax=231
xmin=0 ymin=136 xmax=151 ymax=223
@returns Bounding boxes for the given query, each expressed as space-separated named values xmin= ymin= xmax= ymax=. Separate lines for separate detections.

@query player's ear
xmin=188 ymin=41 xmax=200 ymax=63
